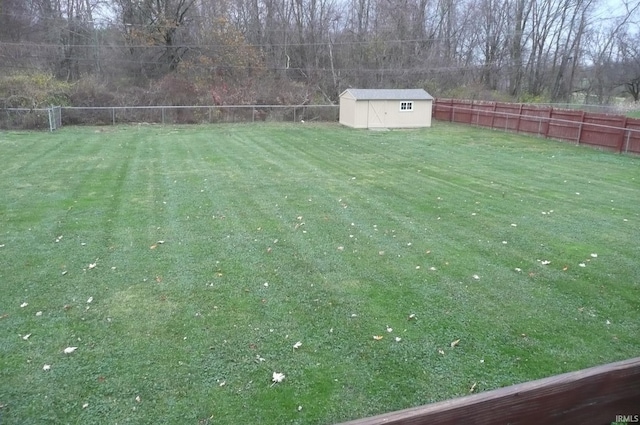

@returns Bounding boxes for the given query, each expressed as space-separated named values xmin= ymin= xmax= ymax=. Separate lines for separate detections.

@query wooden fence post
xmin=576 ymin=111 xmax=586 ymax=145
xmin=619 ymin=117 xmax=629 ymax=152
xmin=516 ymin=103 xmax=523 ymax=133
xmin=544 ymin=107 xmax=552 ymax=138
xmin=490 ymin=102 xmax=497 ymax=129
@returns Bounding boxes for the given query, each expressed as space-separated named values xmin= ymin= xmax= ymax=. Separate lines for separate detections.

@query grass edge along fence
xmin=340 ymin=356 xmax=640 ymax=425
xmin=433 ymin=99 xmax=640 ymax=154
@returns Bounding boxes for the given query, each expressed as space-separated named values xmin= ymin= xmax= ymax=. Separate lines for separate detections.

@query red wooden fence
xmin=433 ymin=99 xmax=640 ymax=154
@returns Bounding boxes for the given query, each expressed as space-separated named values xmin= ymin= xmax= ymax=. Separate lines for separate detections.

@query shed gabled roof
xmin=340 ymin=88 xmax=434 ymax=100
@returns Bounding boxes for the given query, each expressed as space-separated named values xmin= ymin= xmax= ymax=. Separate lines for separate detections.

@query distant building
xmin=339 ymin=89 xmax=434 ymax=129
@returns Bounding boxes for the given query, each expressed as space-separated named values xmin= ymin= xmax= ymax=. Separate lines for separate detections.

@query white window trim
xmin=399 ymin=101 xmax=414 ymax=112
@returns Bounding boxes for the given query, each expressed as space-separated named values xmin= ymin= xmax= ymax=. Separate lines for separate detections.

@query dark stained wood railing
xmin=339 ymin=357 xmax=640 ymax=425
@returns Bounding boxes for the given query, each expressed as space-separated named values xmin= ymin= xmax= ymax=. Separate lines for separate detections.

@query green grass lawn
xmin=1 ymin=122 xmax=639 ymax=424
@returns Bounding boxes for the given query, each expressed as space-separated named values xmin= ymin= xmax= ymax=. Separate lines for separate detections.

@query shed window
xmin=400 ymin=101 xmax=413 ymax=111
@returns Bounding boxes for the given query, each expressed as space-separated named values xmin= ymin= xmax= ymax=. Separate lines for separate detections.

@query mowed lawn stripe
xmin=0 ymin=123 xmax=638 ymax=424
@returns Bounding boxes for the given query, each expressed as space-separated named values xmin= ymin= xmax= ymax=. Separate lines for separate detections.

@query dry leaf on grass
xmin=450 ymin=339 xmax=460 ymax=348
xmin=271 ymin=372 xmax=285 ymax=385
xmin=293 ymin=341 xmax=302 ymax=349
xmin=373 ymin=335 xmax=383 ymax=340
xmin=63 ymin=347 xmax=78 ymax=354
xmin=43 ymin=364 xmax=51 ymax=371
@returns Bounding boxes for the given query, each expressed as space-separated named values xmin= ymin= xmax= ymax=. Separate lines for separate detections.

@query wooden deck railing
xmin=339 ymin=357 xmax=640 ymax=425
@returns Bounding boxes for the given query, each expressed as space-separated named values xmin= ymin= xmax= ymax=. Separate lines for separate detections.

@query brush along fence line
xmin=0 ymin=106 xmax=62 ymax=131
xmin=434 ymin=99 xmax=640 ymax=154
xmin=1 ymin=105 xmax=338 ymax=129
xmin=61 ymin=104 xmax=338 ymax=126
xmin=340 ymin=356 xmax=640 ymax=425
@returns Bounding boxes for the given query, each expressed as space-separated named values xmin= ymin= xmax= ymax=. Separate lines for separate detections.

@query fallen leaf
xmin=82 ymin=403 xmax=89 ymax=409
xmin=63 ymin=347 xmax=78 ymax=354
xmin=35 ymin=311 xmax=42 ymax=316
xmin=20 ymin=302 xmax=28 ymax=308
xmin=43 ymin=364 xmax=51 ymax=371
xmin=272 ymin=372 xmax=285 ymax=384
xmin=408 ymin=313 xmax=416 ymax=320
xmin=386 ymin=326 xmax=393 ymax=332
xmin=293 ymin=341 xmax=302 ymax=349
xmin=373 ymin=335 xmax=383 ymax=340
xmin=472 ymin=274 xmax=480 ymax=280
xmin=87 ymin=297 xmax=93 ymax=304
xmin=450 ymin=339 xmax=460 ymax=348
xmin=395 ymin=337 xmax=402 ymax=342
xmin=514 ymin=268 xmax=522 ymax=272
xmin=150 ymin=244 xmax=157 ymax=249
xmin=219 ymin=381 xmax=226 ymax=387
xmin=469 ymin=382 xmax=477 ymax=393
xmin=540 ymin=260 xmax=551 ymax=265
xmin=22 ymin=333 xmax=31 ymax=340
xmin=590 ymin=253 xmax=598 ymax=258
xmin=579 ymin=263 xmax=586 ymax=267
xmin=438 ymin=349 xmax=445 ymax=355
xmin=135 ymin=395 xmax=141 ymax=403
xmin=562 ymin=266 xmax=568 ymax=271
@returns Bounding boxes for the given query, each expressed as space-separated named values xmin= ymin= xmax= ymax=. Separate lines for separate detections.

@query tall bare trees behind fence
xmin=1 ymin=0 xmax=640 ymax=106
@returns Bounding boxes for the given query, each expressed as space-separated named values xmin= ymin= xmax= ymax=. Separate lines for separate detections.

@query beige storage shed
xmin=339 ymin=88 xmax=434 ymax=129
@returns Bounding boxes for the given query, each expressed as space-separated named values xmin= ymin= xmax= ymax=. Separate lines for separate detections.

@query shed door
xmin=367 ymin=101 xmax=386 ymax=128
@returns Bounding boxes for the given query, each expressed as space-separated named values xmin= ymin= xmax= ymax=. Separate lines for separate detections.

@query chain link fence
xmin=1 ymin=106 xmax=63 ymax=131
xmin=1 ymin=105 xmax=339 ymax=130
